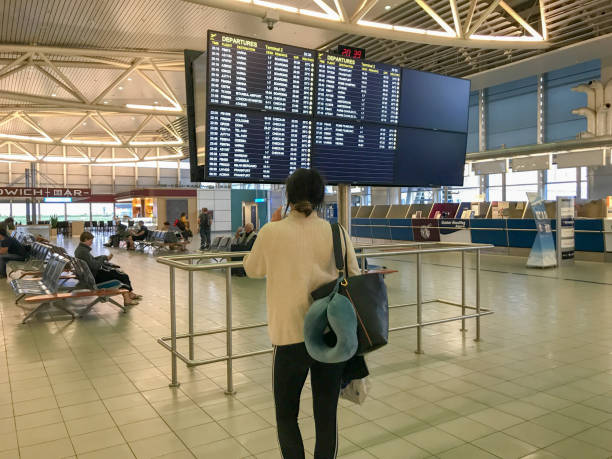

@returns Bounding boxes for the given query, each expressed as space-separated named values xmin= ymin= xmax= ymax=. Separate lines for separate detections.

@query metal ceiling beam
xmin=182 ymin=0 xmax=548 ymax=49
xmin=467 ymin=136 xmax=612 ymax=161
xmin=0 ymin=44 xmax=181 ymax=60
xmin=0 ymin=58 xmax=183 ymax=71
xmin=0 ymin=91 xmax=184 ymax=116
xmin=467 ymin=0 xmax=503 ymax=37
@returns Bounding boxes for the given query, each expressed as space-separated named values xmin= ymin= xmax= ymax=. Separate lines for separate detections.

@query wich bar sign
xmin=0 ymin=187 xmax=91 ymax=198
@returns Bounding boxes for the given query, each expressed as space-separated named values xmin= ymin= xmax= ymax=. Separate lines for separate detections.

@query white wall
xmin=197 ymin=189 xmax=231 ymax=233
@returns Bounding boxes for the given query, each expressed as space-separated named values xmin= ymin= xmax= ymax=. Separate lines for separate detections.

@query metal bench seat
xmin=11 ymin=254 xmax=75 ymax=323
xmin=7 ymin=242 xmax=52 ymax=277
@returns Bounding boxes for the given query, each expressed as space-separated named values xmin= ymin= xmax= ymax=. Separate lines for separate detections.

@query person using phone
xmin=243 ymin=168 xmax=360 ymax=459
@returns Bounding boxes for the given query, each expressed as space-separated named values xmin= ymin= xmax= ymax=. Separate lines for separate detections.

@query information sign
xmin=207 ymin=31 xmax=315 ymax=115
xmin=316 ymin=53 xmax=400 ymax=124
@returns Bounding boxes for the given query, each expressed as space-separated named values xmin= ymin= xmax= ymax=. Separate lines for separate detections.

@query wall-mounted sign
xmin=0 ymin=187 xmax=91 ymax=198
xmin=254 ymin=198 xmax=266 ymax=203
xmin=337 ymin=45 xmax=366 ymax=59
xmin=43 ymin=197 xmax=73 ymax=203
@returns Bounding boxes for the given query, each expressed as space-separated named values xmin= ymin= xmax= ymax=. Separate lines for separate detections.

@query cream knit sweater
xmin=243 ymin=211 xmax=360 ymax=346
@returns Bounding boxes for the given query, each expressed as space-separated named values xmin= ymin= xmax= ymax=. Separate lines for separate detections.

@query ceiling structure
xmin=0 ymin=0 xmax=610 ymax=165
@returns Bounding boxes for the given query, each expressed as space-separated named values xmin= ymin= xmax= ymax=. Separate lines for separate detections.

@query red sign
xmin=338 ymin=45 xmax=366 ymax=59
xmin=0 ymin=187 xmax=91 ymax=198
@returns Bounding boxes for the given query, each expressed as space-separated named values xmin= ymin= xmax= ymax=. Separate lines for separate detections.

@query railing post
xmin=415 ymin=252 xmax=424 ymax=354
xmin=169 ymin=266 xmax=180 ymax=387
xmin=225 ymin=267 xmax=235 ymax=395
xmin=475 ymin=249 xmax=481 ymax=342
xmin=460 ymin=251 xmax=467 ymax=332
xmin=188 ymin=260 xmax=194 ymax=361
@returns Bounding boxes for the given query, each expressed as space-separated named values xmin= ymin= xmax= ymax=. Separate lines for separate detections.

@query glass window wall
xmin=67 ymin=203 xmax=90 ymax=221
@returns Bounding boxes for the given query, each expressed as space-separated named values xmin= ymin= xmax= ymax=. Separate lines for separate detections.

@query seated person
xmin=230 ymin=223 xmax=257 ymax=277
xmin=175 ymin=214 xmax=191 ymax=240
xmin=75 ymin=232 xmax=142 ymax=306
xmin=235 ymin=223 xmax=257 ymax=251
xmin=127 ymin=221 xmax=149 ymax=250
xmin=161 ymin=222 xmax=187 ymax=251
xmin=231 ymin=226 xmax=244 ymax=246
xmin=0 ymin=228 xmax=27 ymax=278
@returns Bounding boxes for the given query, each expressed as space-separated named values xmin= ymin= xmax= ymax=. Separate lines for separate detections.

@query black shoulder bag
xmin=312 ymin=223 xmax=389 ymax=355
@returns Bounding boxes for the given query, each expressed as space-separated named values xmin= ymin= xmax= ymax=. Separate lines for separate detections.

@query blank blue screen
xmin=399 ymin=69 xmax=470 ymax=133
xmin=395 ymin=128 xmax=467 ymax=186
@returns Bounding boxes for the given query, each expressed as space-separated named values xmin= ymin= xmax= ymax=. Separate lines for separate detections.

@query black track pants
xmin=273 ymin=342 xmax=345 ymax=459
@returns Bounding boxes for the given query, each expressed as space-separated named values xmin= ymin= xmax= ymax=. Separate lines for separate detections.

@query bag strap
xmin=331 ymin=223 xmax=344 ymax=273
xmin=339 ymin=224 xmax=350 ymax=280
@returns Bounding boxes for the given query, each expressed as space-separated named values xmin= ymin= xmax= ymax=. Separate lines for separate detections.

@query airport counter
xmin=344 ymin=218 xmax=610 ymax=254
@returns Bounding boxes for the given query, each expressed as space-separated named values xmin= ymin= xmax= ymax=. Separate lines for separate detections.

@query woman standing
xmin=244 ymin=169 xmax=360 ymax=459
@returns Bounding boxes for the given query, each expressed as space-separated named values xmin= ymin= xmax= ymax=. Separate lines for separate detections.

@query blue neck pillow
xmin=304 ymin=280 xmax=358 ymax=363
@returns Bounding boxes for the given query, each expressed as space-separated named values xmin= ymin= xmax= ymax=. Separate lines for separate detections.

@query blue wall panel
xmin=486 ymin=76 xmax=538 ymax=149
xmin=544 ymin=60 xmax=600 ymax=142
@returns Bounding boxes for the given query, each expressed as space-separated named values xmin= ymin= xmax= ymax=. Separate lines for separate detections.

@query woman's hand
xmin=271 ymin=206 xmax=283 ymax=222
xmin=107 ymin=253 xmax=113 ymax=261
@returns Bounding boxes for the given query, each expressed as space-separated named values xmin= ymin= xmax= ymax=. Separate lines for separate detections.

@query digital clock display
xmin=338 ymin=45 xmax=366 ymax=59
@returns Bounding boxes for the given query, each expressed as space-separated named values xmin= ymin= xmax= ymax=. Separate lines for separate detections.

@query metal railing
xmin=156 ymin=242 xmax=494 ymax=391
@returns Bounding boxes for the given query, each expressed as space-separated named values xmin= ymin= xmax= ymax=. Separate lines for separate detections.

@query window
xmin=506 ymin=184 xmax=537 ymax=201
xmin=67 ymin=203 xmax=90 ymax=221
xmin=11 ymin=203 xmax=26 ymax=224
xmin=39 ymin=203 xmax=65 ymax=221
xmin=546 ymin=165 xmax=586 ymax=200
xmin=92 ymin=203 xmax=114 ymax=221
xmin=488 ymin=187 xmax=503 ymax=201
xmin=0 ymin=203 xmax=10 ymax=220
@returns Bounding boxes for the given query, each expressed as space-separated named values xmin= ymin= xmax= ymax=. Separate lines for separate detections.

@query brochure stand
xmin=556 ymin=197 xmax=575 ymax=264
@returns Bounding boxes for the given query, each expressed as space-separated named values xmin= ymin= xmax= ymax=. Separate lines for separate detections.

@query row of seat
xmin=133 ymin=230 xmax=187 ymax=253
xmin=7 ymin=238 xmax=128 ymax=323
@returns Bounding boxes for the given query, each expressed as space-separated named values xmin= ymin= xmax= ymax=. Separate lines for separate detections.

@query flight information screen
xmin=313 ymin=121 xmax=397 ymax=184
xmin=207 ymin=107 xmax=311 ymax=182
xmin=207 ymin=31 xmax=315 ymax=115
xmin=316 ymin=53 xmax=401 ymax=124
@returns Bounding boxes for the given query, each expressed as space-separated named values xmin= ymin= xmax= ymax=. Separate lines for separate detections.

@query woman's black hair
xmin=285 ymin=168 xmax=325 ymax=217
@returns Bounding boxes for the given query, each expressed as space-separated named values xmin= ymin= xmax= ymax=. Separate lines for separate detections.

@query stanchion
xmin=188 ymin=260 xmax=194 ymax=360
xmin=460 ymin=251 xmax=467 ymax=332
xmin=169 ymin=266 xmax=180 ymax=387
xmin=475 ymin=249 xmax=481 ymax=342
xmin=415 ymin=252 xmax=423 ymax=354
xmin=225 ymin=267 xmax=235 ymax=395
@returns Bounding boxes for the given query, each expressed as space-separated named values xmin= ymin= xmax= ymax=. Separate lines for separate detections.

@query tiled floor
xmin=2 ymin=234 xmax=612 ymax=458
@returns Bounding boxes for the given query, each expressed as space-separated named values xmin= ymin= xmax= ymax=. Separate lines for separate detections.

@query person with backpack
xmin=198 ymin=208 xmax=211 ymax=250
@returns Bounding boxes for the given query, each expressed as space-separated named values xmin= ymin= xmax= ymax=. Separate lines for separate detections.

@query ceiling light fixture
xmin=118 ymin=86 xmax=124 ymax=90
xmin=61 ymin=139 xmax=121 ymax=146
xmin=129 ymin=140 xmax=184 ymax=146
xmin=385 ymin=5 xmax=391 ymax=10
xmin=0 ymin=133 xmax=53 ymax=143
xmin=51 ymin=93 xmax=57 ymax=97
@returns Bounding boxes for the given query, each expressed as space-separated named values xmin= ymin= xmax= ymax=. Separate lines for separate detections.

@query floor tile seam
xmin=48 ymin=320 xmax=141 ymax=459
xmin=13 ymin=320 xmax=80 ymax=458
xmin=382 ymin=256 xmax=612 ymax=287
xmin=0 ymin=305 xmax=18 ymax=445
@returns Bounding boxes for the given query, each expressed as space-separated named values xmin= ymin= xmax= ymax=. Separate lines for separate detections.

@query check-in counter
xmin=470 ymin=219 xmax=508 ymax=247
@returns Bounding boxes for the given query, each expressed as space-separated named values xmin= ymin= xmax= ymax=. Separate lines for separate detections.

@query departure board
xmin=207 ymin=107 xmax=311 ymax=182
xmin=186 ymin=31 xmax=471 ymax=185
xmin=207 ymin=31 xmax=315 ymax=115
xmin=316 ymin=53 xmax=401 ymax=124
xmin=313 ymin=121 xmax=397 ymax=184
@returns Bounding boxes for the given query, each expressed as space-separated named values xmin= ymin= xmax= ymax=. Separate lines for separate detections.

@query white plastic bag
xmin=340 ymin=377 xmax=371 ymax=405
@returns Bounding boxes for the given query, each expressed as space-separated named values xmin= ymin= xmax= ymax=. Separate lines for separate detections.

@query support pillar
xmin=337 ymin=184 xmax=351 ymax=235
